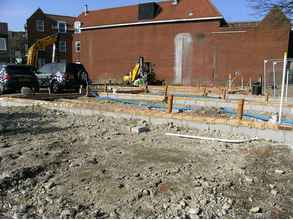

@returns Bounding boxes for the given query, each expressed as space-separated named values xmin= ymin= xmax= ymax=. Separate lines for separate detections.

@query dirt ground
xmin=0 ymin=106 xmax=293 ymax=219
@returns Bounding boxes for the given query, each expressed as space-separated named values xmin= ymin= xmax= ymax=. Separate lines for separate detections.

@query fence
xmin=264 ymin=59 xmax=293 ymax=98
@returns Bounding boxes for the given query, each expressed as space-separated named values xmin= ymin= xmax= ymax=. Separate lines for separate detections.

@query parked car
xmin=36 ymin=62 xmax=90 ymax=93
xmin=0 ymin=64 xmax=39 ymax=94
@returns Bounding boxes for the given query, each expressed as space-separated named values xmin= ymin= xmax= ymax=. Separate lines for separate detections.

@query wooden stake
xmin=104 ymin=83 xmax=107 ymax=93
xmin=144 ymin=85 xmax=149 ymax=93
xmin=237 ymin=99 xmax=245 ymax=120
xmin=265 ymin=93 xmax=269 ymax=104
xmin=167 ymin=95 xmax=174 ymax=114
xmin=79 ymin=85 xmax=83 ymax=95
xmin=164 ymin=85 xmax=169 ymax=101
xmin=203 ymin=88 xmax=207 ymax=97
xmin=86 ymin=85 xmax=89 ymax=97
xmin=222 ymin=89 xmax=227 ymax=100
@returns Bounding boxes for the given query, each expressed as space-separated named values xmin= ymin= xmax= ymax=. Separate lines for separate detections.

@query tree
xmin=248 ymin=0 xmax=293 ymax=17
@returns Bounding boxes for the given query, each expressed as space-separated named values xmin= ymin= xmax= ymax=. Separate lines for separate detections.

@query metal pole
xmin=263 ymin=60 xmax=267 ymax=95
xmin=279 ymin=52 xmax=287 ymax=124
xmin=285 ymin=69 xmax=289 ymax=102
xmin=273 ymin=62 xmax=276 ymax=97
xmin=52 ymin=43 xmax=56 ymax=63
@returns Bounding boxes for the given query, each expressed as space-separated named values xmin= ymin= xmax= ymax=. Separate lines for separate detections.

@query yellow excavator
xmin=123 ymin=56 xmax=154 ymax=86
xmin=27 ymin=33 xmax=59 ymax=67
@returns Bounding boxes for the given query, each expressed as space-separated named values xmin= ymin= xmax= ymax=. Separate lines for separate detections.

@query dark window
xmin=0 ymin=38 xmax=7 ymax=51
xmin=6 ymin=65 xmax=35 ymax=75
xmin=74 ymin=21 xmax=81 ymax=33
xmin=36 ymin=20 xmax=44 ymax=32
xmin=75 ymin=41 xmax=80 ymax=52
xmin=138 ymin=3 xmax=159 ymax=20
xmin=59 ymin=40 xmax=67 ymax=53
xmin=58 ymin=21 xmax=67 ymax=33
xmin=67 ymin=64 xmax=79 ymax=74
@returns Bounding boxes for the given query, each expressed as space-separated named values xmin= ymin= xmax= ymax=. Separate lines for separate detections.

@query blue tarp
xmin=92 ymin=92 xmax=293 ymax=126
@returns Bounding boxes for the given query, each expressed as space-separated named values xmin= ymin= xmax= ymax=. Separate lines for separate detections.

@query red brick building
xmin=26 ymin=8 xmax=75 ymax=67
xmin=73 ymin=0 xmax=292 ymax=85
xmin=0 ymin=22 xmax=9 ymax=64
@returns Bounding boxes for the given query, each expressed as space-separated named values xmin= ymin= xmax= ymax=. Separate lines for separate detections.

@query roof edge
xmin=45 ymin=13 xmax=76 ymax=19
xmin=81 ymin=16 xmax=224 ymax=31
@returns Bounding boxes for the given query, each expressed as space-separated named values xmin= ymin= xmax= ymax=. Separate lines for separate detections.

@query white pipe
xmin=279 ymin=52 xmax=287 ymax=124
xmin=52 ymin=43 xmax=56 ymax=63
xmin=211 ymin=31 xmax=247 ymax=34
xmin=266 ymin=58 xmax=293 ymax=62
xmin=165 ymin=133 xmax=258 ymax=144
xmin=264 ymin=60 xmax=268 ymax=95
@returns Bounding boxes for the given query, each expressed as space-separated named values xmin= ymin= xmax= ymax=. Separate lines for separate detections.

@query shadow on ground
xmin=0 ymin=111 xmax=68 ymax=137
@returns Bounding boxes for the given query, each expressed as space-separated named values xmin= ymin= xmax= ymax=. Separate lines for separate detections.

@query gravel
xmin=0 ymin=105 xmax=292 ymax=218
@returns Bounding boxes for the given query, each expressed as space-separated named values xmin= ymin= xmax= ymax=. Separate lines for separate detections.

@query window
xmin=0 ymin=38 xmax=7 ymax=51
xmin=74 ymin=21 xmax=81 ymax=33
xmin=75 ymin=41 xmax=80 ymax=52
xmin=59 ymin=40 xmax=66 ymax=53
xmin=58 ymin=21 xmax=67 ymax=33
xmin=52 ymin=23 xmax=58 ymax=30
xmin=36 ymin=20 xmax=44 ymax=32
xmin=52 ymin=63 xmax=66 ymax=73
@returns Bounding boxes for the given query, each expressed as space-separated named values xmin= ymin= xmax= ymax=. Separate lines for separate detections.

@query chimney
xmin=171 ymin=0 xmax=179 ymax=5
xmin=84 ymin=4 xmax=88 ymax=16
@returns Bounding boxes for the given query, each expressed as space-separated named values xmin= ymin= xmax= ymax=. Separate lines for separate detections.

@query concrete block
xmin=131 ymin=126 xmax=150 ymax=134
xmin=21 ymin=87 xmax=33 ymax=96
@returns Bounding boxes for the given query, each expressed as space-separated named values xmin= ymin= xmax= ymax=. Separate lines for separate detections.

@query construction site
xmin=1 ymin=0 xmax=293 ymax=219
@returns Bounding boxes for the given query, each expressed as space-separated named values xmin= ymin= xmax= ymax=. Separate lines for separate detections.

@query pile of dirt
xmin=0 ymin=106 xmax=292 ymax=218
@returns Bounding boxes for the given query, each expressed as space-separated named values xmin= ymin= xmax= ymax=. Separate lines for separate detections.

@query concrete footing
xmin=0 ymin=97 xmax=292 ymax=144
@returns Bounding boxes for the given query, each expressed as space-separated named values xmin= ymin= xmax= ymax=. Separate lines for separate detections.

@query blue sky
xmin=0 ymin=0 xmax=261 ymax=31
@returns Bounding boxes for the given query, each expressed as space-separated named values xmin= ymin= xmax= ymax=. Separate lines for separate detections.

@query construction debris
xmin=130 ymin=126 xmax=150 ymax=134
xmin=165 ymin=133 xmax=258 ymax=144
xmin=0 ymin=105 xmax=293 ymax=218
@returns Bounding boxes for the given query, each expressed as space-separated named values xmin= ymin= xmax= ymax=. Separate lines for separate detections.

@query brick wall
xmin=0 ymin=22 xmax=9 ymax=63
xmin=26 ymin=9 xmax=74 ymax=66
xmin=73 ymin=8 xmax=291 ymax=86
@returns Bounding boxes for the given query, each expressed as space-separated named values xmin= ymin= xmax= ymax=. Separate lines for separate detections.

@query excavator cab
xmin=123 ymin=56 xmax=153 ymax=86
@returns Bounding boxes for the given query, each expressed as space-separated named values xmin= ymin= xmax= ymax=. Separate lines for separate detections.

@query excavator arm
xmin=123 ymin=57 xmax=144 ymax=83
xmin=27 ymin=34 xmax=59 ymax=67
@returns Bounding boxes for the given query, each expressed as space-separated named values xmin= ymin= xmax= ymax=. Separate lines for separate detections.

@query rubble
xmin=130 ymin=126 xmax=150 ymax=134
xmin=21 ymin=87 xmax=33 ymax=96
xmin=250 ymin=207 xmax=262 ymax=214
xmin=275 ymin=169 xmax=286 ymax=174
xmin=0 ymin=105 xmax=292 ymax=218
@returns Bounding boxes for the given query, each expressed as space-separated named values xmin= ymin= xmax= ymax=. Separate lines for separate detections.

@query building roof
xmin=79 ymin=0 xmax=223 ymax=28
xmin=221 ymin=21 xmax=260 ymax=31
xmin=46 ymin=14 xmax=76 ymax=25
xmin=27 ymin=8 xmax=76 ymax=26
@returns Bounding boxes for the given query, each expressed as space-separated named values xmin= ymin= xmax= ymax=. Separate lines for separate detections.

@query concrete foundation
xmin=0 ymin=97 xmax=292 ymax=144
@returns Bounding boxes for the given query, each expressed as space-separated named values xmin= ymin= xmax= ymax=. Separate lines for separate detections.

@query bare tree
xmin=248 ymin=0 xmax=293 ymax=17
